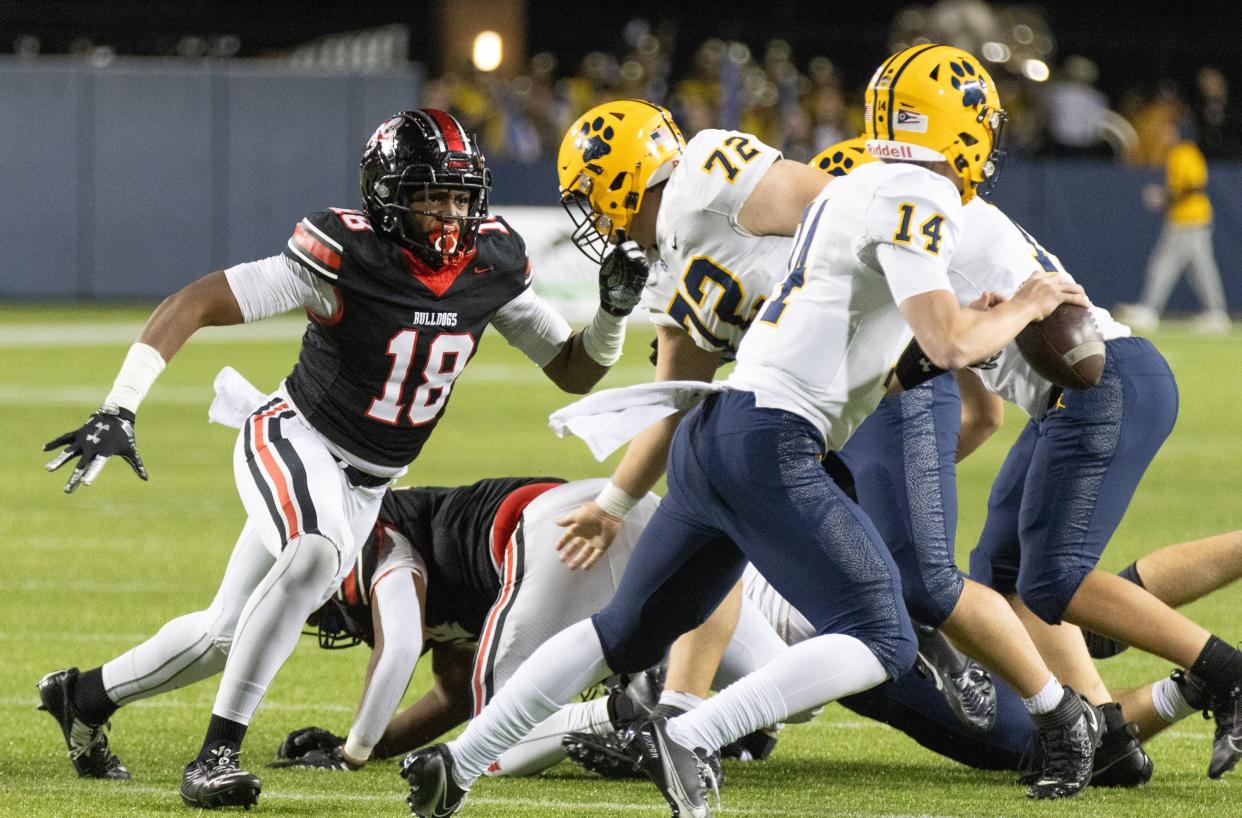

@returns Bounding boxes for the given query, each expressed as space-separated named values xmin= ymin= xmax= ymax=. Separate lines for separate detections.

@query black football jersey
xmin=282 ymin=210 xmax=532 ymax=470
xmin=375 ymin=476 xmax=564 ymax=644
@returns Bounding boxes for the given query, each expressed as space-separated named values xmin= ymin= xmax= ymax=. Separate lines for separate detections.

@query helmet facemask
xmin=304 ymin=597 xmax=370 ymax=650
xmin=370 ymin=174 xmax=490 ymax=268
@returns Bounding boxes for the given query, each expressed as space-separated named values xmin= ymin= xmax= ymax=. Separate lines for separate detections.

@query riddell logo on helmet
xmin=868 ymin=143 xmax=915 ymax=159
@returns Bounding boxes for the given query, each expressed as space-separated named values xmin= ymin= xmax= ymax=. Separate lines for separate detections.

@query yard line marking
xmin=0 ymin=319 xmax=309 ymax=347
xmin=0 ymin=631 xmax=152 ymax=642
xmin=1 ymin=695 xmax=354 ymax=713
xmin=10 ymin=782 xmax=970 ymax=817
xmin=0 ymin=362 xmax=652 ymax=407
xmin=16 ymin=578 xmax=180 ymax=594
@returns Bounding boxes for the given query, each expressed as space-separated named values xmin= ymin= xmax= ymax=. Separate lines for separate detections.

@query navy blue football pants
xmin=591 ymin=389 xmax=918 ymax=681
xmin=839 ymin=376 xmax=964 ymax=627
xmin=970 ymin=337 xmax=1178 ymax=623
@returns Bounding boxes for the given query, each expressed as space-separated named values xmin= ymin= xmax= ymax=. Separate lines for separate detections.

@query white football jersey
xmin=951 ymin=198 xmax=1130 ymax=417
xmin=639 ymin=129 xmax=792 ymax=355
xmin=728 ymin=162 xmax=962 ymax=449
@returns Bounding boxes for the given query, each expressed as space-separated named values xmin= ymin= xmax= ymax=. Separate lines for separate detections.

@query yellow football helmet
xmin=810 ymin=136 xmax=875 ymax=177
xmin=557 ymin=99 xmax=685 ymax=262
xmin=863 ymin=44 xmax=1006 ymax=202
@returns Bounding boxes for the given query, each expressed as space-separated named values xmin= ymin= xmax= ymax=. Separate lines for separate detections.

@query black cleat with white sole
xmin=401 ymin=744 xmax=469 ymax=817
xmin=1027 ymin=688 xmax=1104 ymax=800
xmin=625 ymin=718 xmax=716 ymax=818
xmin=37 ymin=667 xmax=131 ymax=780
xmin=180 ymin=745 xmax=261 ymax=810
xmin=914 ymin=626 xmax=998 ymax=733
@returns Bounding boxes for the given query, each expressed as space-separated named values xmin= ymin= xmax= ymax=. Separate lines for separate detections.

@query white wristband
xmin=343 ymin=732 xmax=373 ymax=765
xmin=581 ymin=308 xmax=626 ymax=367
xmin=595 ymin=480 xmax=641 ymax=520
xmin=104 ymin=342 xmax=167 ymax=413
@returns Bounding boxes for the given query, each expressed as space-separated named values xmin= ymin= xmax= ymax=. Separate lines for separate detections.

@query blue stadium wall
xmin=2 ymin=57 xmax=1238 ymax=313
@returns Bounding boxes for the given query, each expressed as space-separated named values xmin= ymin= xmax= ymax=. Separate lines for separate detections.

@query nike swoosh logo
xmin=1084 ymin=706 xmax=1099 ymax=734
xmin=474 ymin=265 xmax=495 ymax=274
xmin=917 ymin=653 xmax=945 ymax=692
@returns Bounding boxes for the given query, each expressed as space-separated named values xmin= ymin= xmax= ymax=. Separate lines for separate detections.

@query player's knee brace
xmin=279 ymin=532 xmax=342 ymax=590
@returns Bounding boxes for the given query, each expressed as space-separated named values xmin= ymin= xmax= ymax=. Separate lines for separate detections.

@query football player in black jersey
xmin=265 ymin=476 xmax=666 ymax=775
xmin=37 ymin=109 xmax=650 ymax=810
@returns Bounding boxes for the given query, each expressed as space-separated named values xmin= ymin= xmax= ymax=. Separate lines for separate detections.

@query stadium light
xmin=981 ymin=41 xmax=1011 ymax=63
xmin=472 ymin=30 xmax=503 ymax=72
xmin=1022 ymin=58 xmax=1050 ymax=82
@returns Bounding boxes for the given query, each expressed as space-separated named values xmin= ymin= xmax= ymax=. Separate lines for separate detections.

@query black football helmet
xmin=360 ymin=109 xmax=492 ymax=267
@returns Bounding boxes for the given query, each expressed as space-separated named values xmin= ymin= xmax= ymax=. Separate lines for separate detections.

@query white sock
xmin=1022 ymin=676 xmax=1065 ymax=715
xmin=487 ymin=698 xmax=612 ymax=777
xmin=1152 ymin=677 xmax=1198 ymax=723
xmin=448 ymin=619 xmax=611 ymax=788
xmin=212 ymin=533 xmax=340 ymax=724
xmin=665 ymin=633 xmax=887 ymax=753
xmin=658 ymin=690 xmax=704 ymax=714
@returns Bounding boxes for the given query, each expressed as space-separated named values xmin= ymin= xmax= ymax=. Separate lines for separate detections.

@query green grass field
xmin=3 ymin=305 xmax=1240 ymax=817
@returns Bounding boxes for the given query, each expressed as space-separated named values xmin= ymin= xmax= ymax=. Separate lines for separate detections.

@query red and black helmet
xmin=360 ymin=109 xmax=491 ymax=267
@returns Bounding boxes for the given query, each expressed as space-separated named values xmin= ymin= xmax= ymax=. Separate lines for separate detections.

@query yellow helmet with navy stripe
xmin=864 ymin=44 xmax=1006 ymax=202
xmin=810 ymin=136 xmax=875 ymax=177
xmin=557 ymin=99 xmax=685 ymax=262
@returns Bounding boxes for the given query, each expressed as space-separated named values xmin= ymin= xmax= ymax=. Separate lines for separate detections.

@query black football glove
xmin=272 ymin=726 xmax=345 ymax=763
xmin=599 ymin=235 xmax=649 ymax=317
xmin=43 ymin=406 xmax=146 ymax=493
xmin=268 ymin=745 xmax=355 ymax=771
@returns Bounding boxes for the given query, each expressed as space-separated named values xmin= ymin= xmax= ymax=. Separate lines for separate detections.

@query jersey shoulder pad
xmin=475 ymin=215 xmax=531 ymax=285
xmin=284 ymin=208 xmax=383 ymax=284
xmin=674 ymin=129 xmax=781 ymax=222
xmin=861 ymin=165 xmax=962 ymax=260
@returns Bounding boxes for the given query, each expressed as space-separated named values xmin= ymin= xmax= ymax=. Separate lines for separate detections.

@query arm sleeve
xmin=490 ymin=288 xmax=573 ymax=368
xmin=345 ymin=569 xmax=424 ymax=761
xmin=223 ymin=254 xmax=339 ymax=323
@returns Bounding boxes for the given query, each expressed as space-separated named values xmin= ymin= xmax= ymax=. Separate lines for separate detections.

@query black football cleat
xmin=37 ymin=668 xmax=131 ymax=780
xmin=625 ymin=718 xmax=716 ymax=818
xmin=179 ymin=746 xmax=261 ymax=810
xmin=401 ymin=744 xmax=469 ymax=818
xmin=914 ymin=626 xmax=998 ymax=733
xmin=562 ymin=729 xmax=644 ymax=779
xmin=1209 ymin=679 xmax=1242 ymax=779
xmin=1027 ymin=688 xmax=1104 ymax=800
xmin=1090 ymin=703 xmax=1152 ymax=788
xmin=606 ymin=668 xmax=662 ymax=731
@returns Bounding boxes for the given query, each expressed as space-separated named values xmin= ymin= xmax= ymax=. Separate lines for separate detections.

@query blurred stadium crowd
xmin=420 ymin=4 xmax=1242 ymax=165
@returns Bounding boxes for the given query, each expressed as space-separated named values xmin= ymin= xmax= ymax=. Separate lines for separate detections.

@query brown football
xmin=1014 ymin=303 xmax=1106 ymax=390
